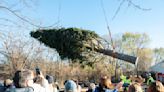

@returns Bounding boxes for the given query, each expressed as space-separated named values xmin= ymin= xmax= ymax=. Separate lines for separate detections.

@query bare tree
xmin=0 ymin=33 xmax=59 ymax=77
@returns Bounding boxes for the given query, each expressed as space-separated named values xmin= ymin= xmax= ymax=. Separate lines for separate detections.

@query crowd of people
xmin=0 ymin=69 xmax=164 ymax=92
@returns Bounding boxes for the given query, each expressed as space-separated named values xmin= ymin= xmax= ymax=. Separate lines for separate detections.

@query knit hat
xmin=65 ymin=80 xmax=77 ymax=92
xmin=46 ymin=75 xmax=54 ymax=84
xmin=148 ymin=73 xmax=151 ymax=76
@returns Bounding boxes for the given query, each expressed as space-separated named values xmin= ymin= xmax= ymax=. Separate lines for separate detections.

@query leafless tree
xmin=0 ymin=33 xmax=58 ymax=76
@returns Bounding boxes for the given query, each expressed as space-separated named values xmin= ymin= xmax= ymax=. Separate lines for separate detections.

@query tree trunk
xmin=88 ymin=47 xmax=138 ymax=64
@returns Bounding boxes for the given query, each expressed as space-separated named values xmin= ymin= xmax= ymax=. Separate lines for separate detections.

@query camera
xmin=35 ymin=67 xmax=40 ymax=75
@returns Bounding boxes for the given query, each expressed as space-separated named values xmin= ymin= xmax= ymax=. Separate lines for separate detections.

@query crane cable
xmin=100 ymin=0 xmax=118 ymax=78
xmin=100 ymin=0 xmax=115 ymax=51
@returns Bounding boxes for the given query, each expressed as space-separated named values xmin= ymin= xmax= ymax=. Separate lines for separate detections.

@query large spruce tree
xmin=30 ymin=27 xmax=137 ymax=64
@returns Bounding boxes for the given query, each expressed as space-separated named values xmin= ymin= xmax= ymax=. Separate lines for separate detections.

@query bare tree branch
xmin=112 ymin=0 xmax=125 ymax=20
xmin=112 ymin=0 xmax=151 ymax=20
xmin=0 ymin=5 xmax=59 ymax=28
xmin=127 ymin=0 xmax=151 ymax=11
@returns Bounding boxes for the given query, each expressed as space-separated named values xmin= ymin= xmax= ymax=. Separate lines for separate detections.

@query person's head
xmin=4 ymin=79 xmax=13 ymax=88
xmin=147 ymin=81 xmax=164 ymax=92
xmin=134 ymin=76 xmax=145 ymax=84
xmin=128 ymin=82 xmax=142 ymax=92
xmin=13 ymin=69 xmax=34 ymax=88
xmin=88 ymin=83 xmax=96 ymax=90
xmin=127 ymin=76 xmax=130 ymax=80
xmin=156 ymin=81 xmax=164 ymax=92
xmin=100 ymin=75 xmax=113 ymax=89
xmin=64 ymin=80 xmax=77 ymax=92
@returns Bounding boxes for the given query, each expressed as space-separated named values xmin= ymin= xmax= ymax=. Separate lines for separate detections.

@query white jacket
xmin=31 ymin=79 xmax=50 ymax=92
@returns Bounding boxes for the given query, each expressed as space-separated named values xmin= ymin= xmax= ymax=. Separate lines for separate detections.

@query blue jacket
xmin=94 ymin=86 xmax=118 ymax=92
xmin=5 ymin=87 xmax=34 ymax=92
xmin=0 ymin=86 xmax=6 ymax=92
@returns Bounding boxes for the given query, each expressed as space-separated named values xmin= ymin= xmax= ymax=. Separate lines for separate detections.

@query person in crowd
xmin=147 ymin=73 xmax=155 ymax=86
xmin=94 ymin=75 xmax=123 ymax=92
xmin=87 ymin=83 xmax=96 ymax=92
xmin=129 ymin=75 xmax=145 ymax=84
xmin=128 ymin=82 xmax=143 ymax=92
xmin=72 ymin=79 xmax=81 ymax=92
xmin=0 ymin=81 xmax=6 ymax=92
xmin=54 ymin=82 xmax=60 ymax=91
xmin=137 ymin=76 xmax=145 ymax=84
xmin=5 ymin=69 xmax=50 ymax=92
xmin=64 ymin=80 xmax=81 ymax=92
xmin=121 ymin=75 xmax=132 ymax=92
xmin=64 ymin=80 xmax=76 ymax=92
xmin=45 ymin=75 xmax=58 ymax=92
xmin=147 ymin=81 xmax=164 ymax=92
xmin=4 ymin=79 xmax=15 ymax=89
